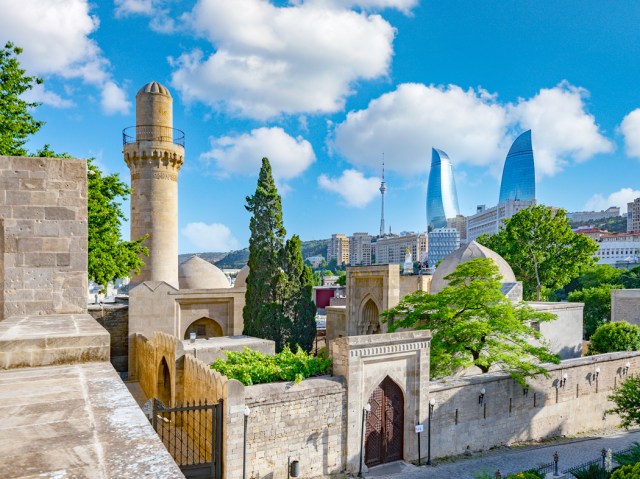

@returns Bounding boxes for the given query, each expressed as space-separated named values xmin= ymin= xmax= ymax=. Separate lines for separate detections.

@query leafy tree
xmin=608 ymin=376 xmax=640 ymax=430
xmin=336 ymin=272 xmax=346 ymax=286
xmin=569 ymin=284 xmax=621 ymax=339
xmin=478 ymin=205 xmax=599 ymax=301
xmin=619 ymin=266 xmax=640 ymax=289
xmin=382 ymin=258 xmax=559 ymax=386
xmin=243 ymin=158 xmax=317 ymax=352
xmin=610 ymin=462 xmax=640 ymax=479
xmin=0 ymin=42 xmax=44 ymax=156
xmin=564 ymin=264 xmax=623 ymax=295
xmin=588 ymin=321 xmax=640 ymax=355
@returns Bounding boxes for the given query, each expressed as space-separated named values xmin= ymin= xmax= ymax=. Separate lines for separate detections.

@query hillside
xmin=569 ymin=215 xmax=627 ymax=233
xmin=179 ymin=238 xmax=329 ymax=270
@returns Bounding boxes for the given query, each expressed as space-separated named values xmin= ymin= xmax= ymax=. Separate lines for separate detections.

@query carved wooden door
xmin=365 ymin=377 xmax=404 ymax=467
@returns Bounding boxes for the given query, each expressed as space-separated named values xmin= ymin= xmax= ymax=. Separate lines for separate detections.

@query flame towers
xmin=426 ymin=148 xmax=460 ymax=230
xmin=499 ymin=130 xmax=535 ymax=203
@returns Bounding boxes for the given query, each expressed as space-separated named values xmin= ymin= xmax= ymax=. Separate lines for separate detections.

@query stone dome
xmin=137 ymin=81 xmax=171 ymax=97
xmin=234 ymin=265 xmax=249 ymax=288
xmin=179 ymin=256 xmax=231 ymax=290
xmin=429 ymin=241 xmax=517 ymax=294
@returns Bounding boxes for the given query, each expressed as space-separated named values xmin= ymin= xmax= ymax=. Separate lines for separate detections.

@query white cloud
xmin=301 ymin=0 xmax=418 ymax=13
xmin=332 ymin=83 xmax=510 ymax=174
xmin=181 ymin=222 xmax=240 ymax=252
xmin=508 ymin=81 xmax=613 ymax=178
xmin=0 ymin=0 xmax=130 ymax=114
xmin=585 ymin=188 xmax=640 ymax=215
xmin=101 ymin=81 xmax=132 ymax=115
xmin=114 ymin=0 xmax=154 ymax=17
xmin=620 ymin=109 xmax=640 ymax=159
xmin=202 ymin=127 xmax=316 ymax=181
xmin=23 ymin=83 xmax=74 ymax=108
xmin=170 ymin=0 xmax=397 ymax=119
xmin=332 ymin=81 xmax=612 ymax=178
xmin=318 ymin=169 xmax=380 ymax=207
xmin=114 ymin=0 xmax=176 ymax=33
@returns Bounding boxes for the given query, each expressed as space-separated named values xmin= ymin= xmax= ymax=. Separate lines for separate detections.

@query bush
xmin=570 ymin=464 xmax=611 ymax=479
xmin=588 ymin=321 xmax=640 ymax=355
xmin=611 ymin=462 xmax=640 ymax=478
xmin=608 ymin=376 xmax=640 ymax=429
xmin=210 ymin=346 xmax=332 ymax=386
xmin=615 ymin=443 xmax=640 ymax=466
xmin=508 ymin=472 xmax=544 ymax=479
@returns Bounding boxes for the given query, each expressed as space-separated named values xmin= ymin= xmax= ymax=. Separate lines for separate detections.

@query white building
xmin=349 ymin=232 xmax=372 ymax=266
xmin=305 ymin=255 xmax=325 ymax=269
xmin=594 ymin=233 xmax=640 ymax=266
xmin=466 ymin=199 xmax=535 ymax=242
xmin=428 ymin=228 xmax=460 ymax=266
xmin=628 ymin=198 xmax=640 ymax=233
xmin=567 ymin=206 xmax=620 ymax=224
xmin=375 ymin=233 xmax=427 ymax=266
xmin=327 ymin=234 xmax=350 ymax=265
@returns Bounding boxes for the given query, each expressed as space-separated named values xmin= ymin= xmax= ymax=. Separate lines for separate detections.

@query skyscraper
xmin=498 ymin=130 xmax=535 ymax=203
xmin=426 ymin=148 xmax=460 ymax=231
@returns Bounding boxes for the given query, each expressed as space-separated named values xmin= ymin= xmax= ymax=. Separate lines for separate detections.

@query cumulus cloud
xmin=620 ymin=109 xmax=640 ymax=159
xmin=23 ymin=83 xmax=74 ymax=108
xmin=170 ymin=0 xmax=396 ymax=119
xmin=202 ymin=127 xmax=316 ymax=181
xmin=114 ymin=0 xmax=154 ymax=16
xmin=101 ymin=81 xmax=131 ymax=115
xmin=0 ymin=0 xmax=130 ymax=114
xmin=318 ymin=169 xmax=380 ymax=207
xmin=332 ymin=81 xmax=612 ymax=178
xmin=508 ymin=82 xmax=613 ymax=177
xmin=181 ymin=222 xmax=240 ymax=252
xmin=585 ymin=188 xmax=640 ymax=215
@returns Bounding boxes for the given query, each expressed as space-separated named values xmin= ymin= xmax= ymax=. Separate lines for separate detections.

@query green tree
xmin=243 ymin=158 xmax=317 ymax=352
xmin=569 ymin=284 xmax=621 ymax=339
xmin=382 ymin=258 xmax=559 ymax=386
xmin=608 ymin=375 xmax=640 ymax=430
xmin=563 ymin=264 xmax=623 ymax=295
xmin=0 ymin=42 xmax=44 ymax=156
xmin=588 ymin=321 xmax=640 ymax=355
xmin=610 ymin=462 xmax=640 ymax=479
xmin=478 ymin=205 xmax=599 ymax=301
xmin=619 ymin=266 xmax=640 ymax=289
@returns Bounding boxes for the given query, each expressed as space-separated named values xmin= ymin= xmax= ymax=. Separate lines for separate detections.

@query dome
xmin=429 ymin=241 xmax=517 ymax=294
xmin=137 ymin=81 xmax=171 ymax=97
xmin=234 ymin=265 xmax=249 ymax=288
xmin=179 ymin=256 xmax=231 ymax=290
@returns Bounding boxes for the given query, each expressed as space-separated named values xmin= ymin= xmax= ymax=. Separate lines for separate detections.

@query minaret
xmin=123 ymin=81 xmax=184 ymax=288
xmin=379 ymin=159 xmax=386 ymax=237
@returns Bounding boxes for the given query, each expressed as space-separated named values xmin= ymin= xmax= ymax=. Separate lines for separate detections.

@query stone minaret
xmin=123 ymin=81 xmax=184 ymax=288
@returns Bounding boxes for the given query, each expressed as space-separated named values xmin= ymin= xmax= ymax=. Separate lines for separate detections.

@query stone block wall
xmin=89 ymin=303 xmax=129 ymax=372
xmin=611 ymin=289 xmax=640 ymax=325
xmin=428 ymin=351 xmax=640 ymax=459
xmin=244 ymin=377 xmax=346 ymax=479
xmin=133 ymin=331 xmax=177 ymax=404
xmin=0 ymin=156 xmax=87 ymax=320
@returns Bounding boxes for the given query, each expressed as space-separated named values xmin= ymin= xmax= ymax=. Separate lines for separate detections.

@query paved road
xmin=364 ymin=430 xmax=640 ymax=479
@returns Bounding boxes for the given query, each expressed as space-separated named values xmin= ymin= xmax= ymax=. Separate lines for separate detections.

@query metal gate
xmin=365 ymin=377 xmax=404 ymax=467
xmin=151 ymin=398 xmax=223 ymax=479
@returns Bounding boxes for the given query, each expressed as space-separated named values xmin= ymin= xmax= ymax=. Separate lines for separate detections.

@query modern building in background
xmin=349 ymin=232 xmax=372 ymax=266
xmin=375 ymin=233 xmax=427 ymax=266
xmin=628 ymin=198 xmax=640 ymax=232
xmin=593 ymin=232 xmax=640 ymax=267
xmin=466 ymin=199 xmax=535 ymax=242
xmin=498 ymin=130 xmax=535 ymax=203
xmin=305 ymin=255 xmax=325 ymax=269
xmin=327 ymin=234 xmax=350 ymax=265
xmin=426 ymin=148 xmax=460 ymax=231
xmin=567 ymin=206 xmax=620 ymax=224
xmin=446 ymin=214 xmax=467 ymax=242
xmin=428 ymin=228 xmax=461 ymax=266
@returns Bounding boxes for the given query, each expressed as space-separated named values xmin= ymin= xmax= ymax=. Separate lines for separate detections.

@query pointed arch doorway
xmin=365 ymin=376 xmax=404 ymax=467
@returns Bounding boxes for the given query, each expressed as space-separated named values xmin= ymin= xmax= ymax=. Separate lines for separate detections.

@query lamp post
xmin=243 ymin=406 xmax=250 ymax=479
xmin=427 ymin=398 xmax=436 ymax=465
xmin=358 ymin=403 xmax=371 ymax=477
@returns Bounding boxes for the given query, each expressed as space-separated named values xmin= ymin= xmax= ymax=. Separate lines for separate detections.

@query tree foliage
xmin=382 ymin=258 xmax=559 ymax=386
xmin=608 ymin=375 xmax=640 ymax=431
xmin=569 ymin=284 xmax=621 ymax=339
xmin=478 ymin=205 xmax=599 ymax=301
xmin=243 ymin=158 xmax=316 ymax=352
xmin=0 ymin=42 xmax=44 ymax=156
xmin=610 ymin=462 xmax=640 ymax=479
xmin=588 ymin=321 xmax=640 ymax=355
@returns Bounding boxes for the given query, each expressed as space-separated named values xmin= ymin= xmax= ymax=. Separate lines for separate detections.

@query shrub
xmin=588 ymin=321 xmax=640 ymax=355
xmin=615 ymin=443 xmax=640 ymax=467
xmin=570 ymin=464 xmax=611 ymax=479
xmin=611 ymin=462 xmax=640 ymax=479
xmin=210 ymin=346 xmax=332 ymax=386
xmin=508 ymin=472 xmax=545 ymax=479
xmin=608 ymin=376 xmax=640 ymax=429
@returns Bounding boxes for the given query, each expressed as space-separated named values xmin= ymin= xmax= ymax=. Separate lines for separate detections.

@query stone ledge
xmin=0 ymin=313 xmax=109 ymax=369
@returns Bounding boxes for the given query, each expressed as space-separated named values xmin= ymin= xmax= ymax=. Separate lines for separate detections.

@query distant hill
xmin=569 ymin=215 xmax=627 ymax=233
xmin=179 ymin=238 xmax=329 ymax=270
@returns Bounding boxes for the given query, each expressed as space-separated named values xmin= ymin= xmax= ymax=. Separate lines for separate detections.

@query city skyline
xmin=3 ymin=1 xmax=640 ymax=253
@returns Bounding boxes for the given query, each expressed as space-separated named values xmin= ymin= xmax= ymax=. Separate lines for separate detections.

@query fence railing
xmin=122 ymin=125 xmax=185 ymax=147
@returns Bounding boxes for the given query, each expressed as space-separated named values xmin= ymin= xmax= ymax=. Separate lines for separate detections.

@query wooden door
xmin=365 ymin=377 xmax=404 ymax=467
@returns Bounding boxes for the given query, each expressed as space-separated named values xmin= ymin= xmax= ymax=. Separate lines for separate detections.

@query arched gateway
xmin=365 ymin=376 xmax=404 ymax=467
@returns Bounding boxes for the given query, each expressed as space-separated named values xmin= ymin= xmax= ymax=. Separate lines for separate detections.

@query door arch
xmin=157 ymin=356 xmax=171 ymax=406
xmin=359 ymin=298 xmax=381 ymax=335
xmin=184 ymin=317 xmax=223 ymax=339
xmin=365 ymin=376 xmax=404 ymax=467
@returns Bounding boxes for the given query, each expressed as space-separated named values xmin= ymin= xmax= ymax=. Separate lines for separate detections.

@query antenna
xmin=379 ymin=154 xmax=386 ymax=237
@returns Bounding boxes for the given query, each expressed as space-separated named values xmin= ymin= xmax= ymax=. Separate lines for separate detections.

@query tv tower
xmin=379 ymin=156 xmax=386 ymax=237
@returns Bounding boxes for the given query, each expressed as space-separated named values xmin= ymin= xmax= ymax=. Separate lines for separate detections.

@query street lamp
xmin=479 ymin=388 xmax=486 ymax=405
xmin=358 ymin=403 xmax=371 ymax=477
xmin=427 ymin=398 xmax=436 ymax=465
xmin=243 ymin=406 xmax=250 ymax=479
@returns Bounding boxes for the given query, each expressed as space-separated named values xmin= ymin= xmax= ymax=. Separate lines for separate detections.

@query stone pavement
xmin=364 ymin=429 xmax=640 ymax=479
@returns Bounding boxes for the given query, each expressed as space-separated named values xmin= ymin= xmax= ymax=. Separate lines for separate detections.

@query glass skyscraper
xmin=426 ymin=148 xmax=460 ymax=231
xmin=498 ymin=130 xmax=535 ymax=204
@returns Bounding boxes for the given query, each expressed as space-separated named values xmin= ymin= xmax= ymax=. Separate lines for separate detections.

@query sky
xmin=3 ymin=0 xmax=640 ymax=254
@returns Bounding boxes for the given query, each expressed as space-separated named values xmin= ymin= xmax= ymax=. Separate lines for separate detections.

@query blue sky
xmin=3 ymin=0 xmax=640 ymax=253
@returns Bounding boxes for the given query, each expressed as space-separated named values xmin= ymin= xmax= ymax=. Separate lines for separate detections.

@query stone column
xmin=124 ymin=82 xmax=184 ymax=289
